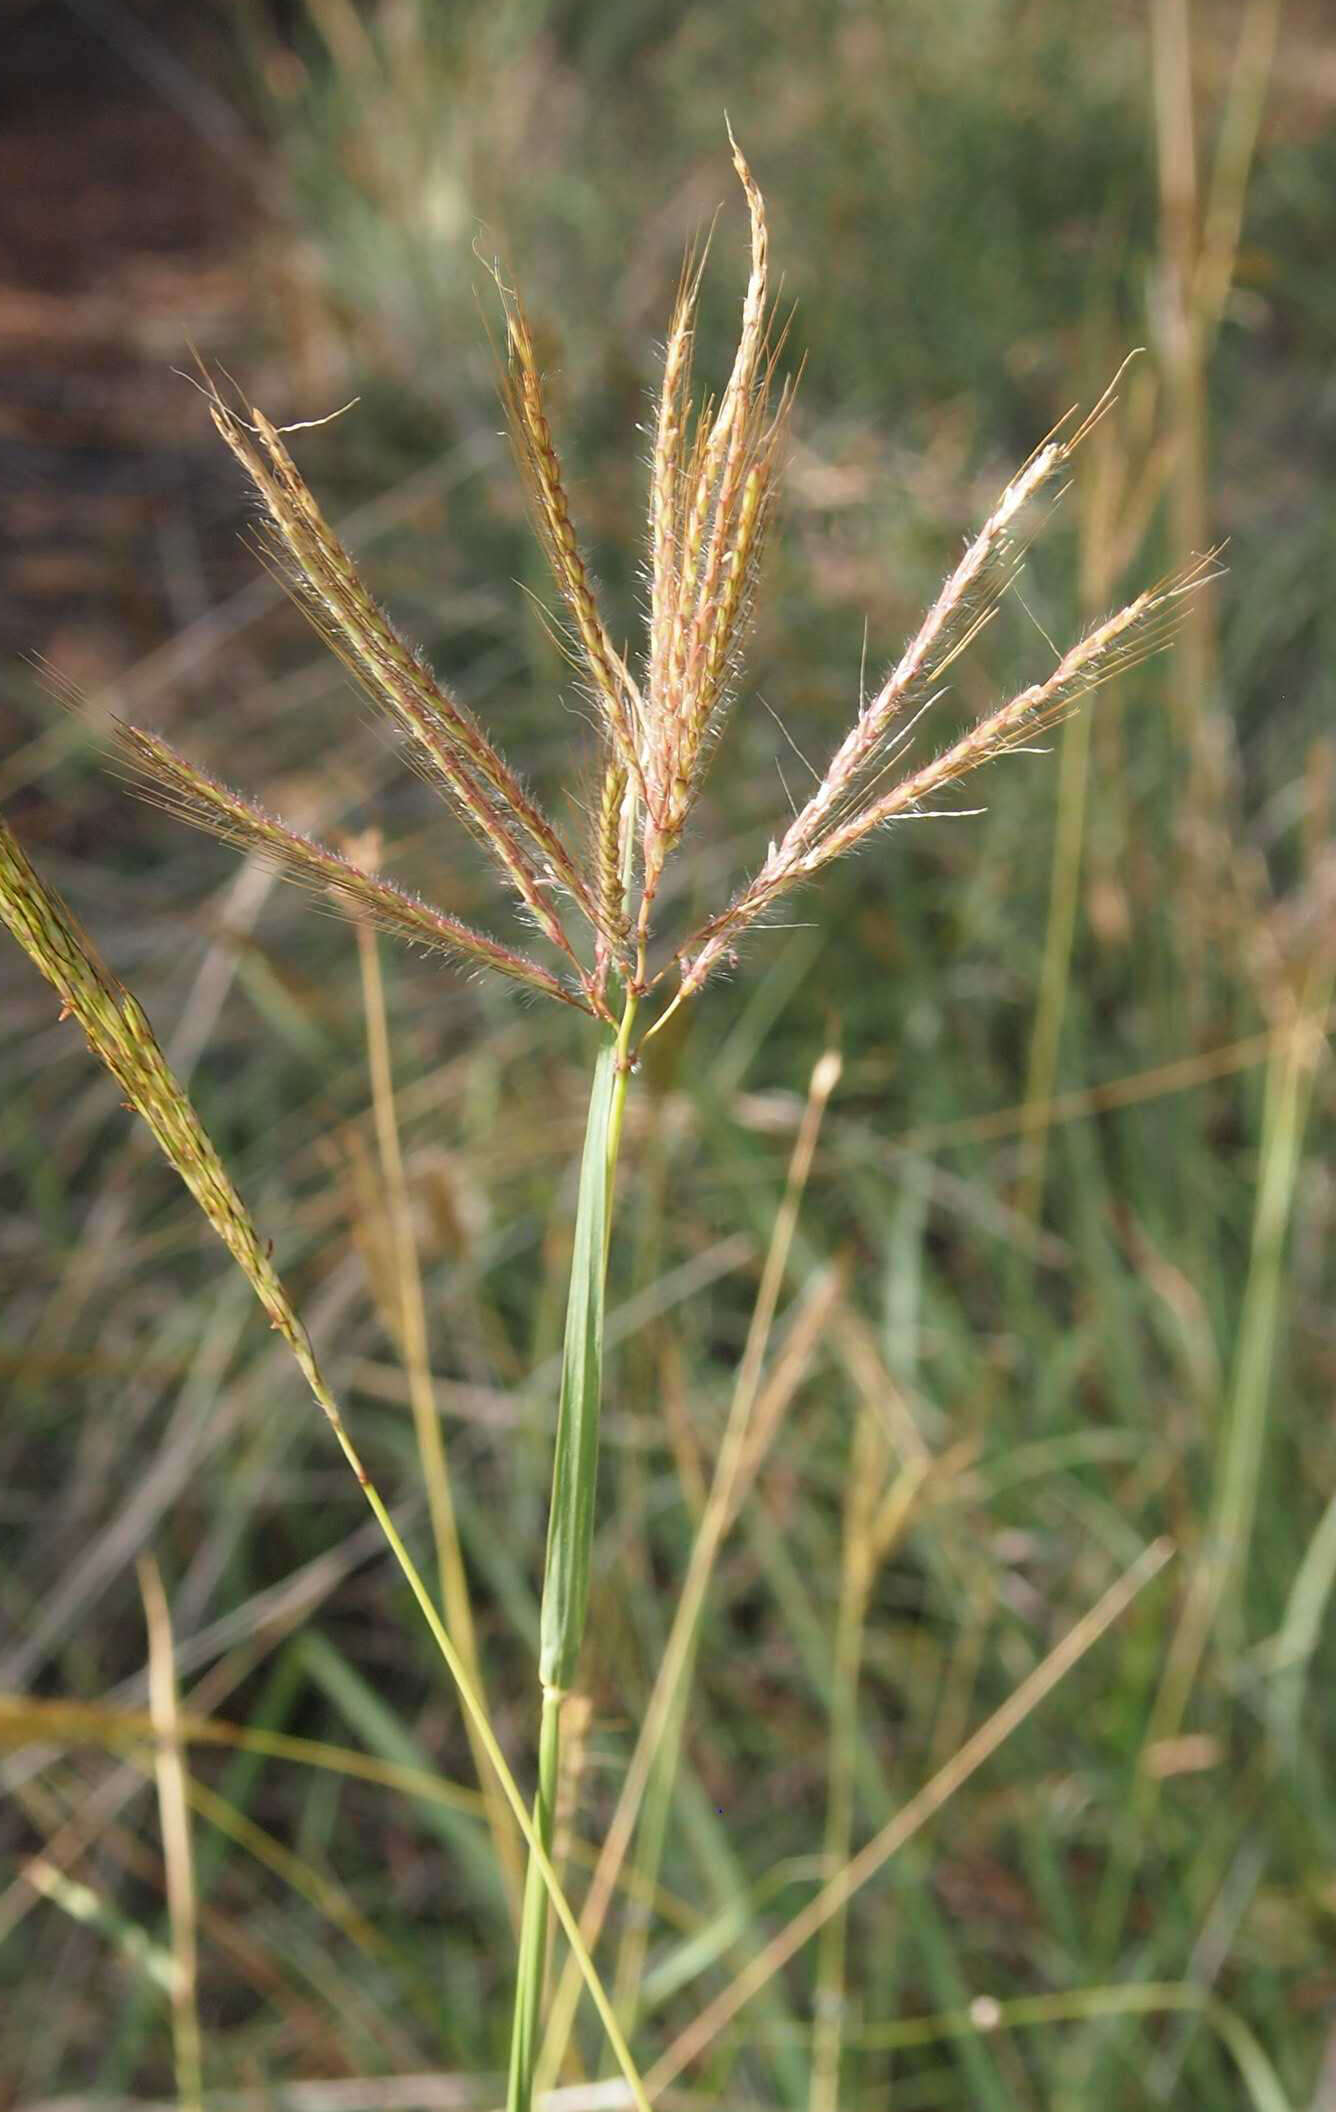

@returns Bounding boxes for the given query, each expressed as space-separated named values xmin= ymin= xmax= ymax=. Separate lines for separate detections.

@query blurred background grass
xmin=1 ymin=0 xmax=1334 ymax=2105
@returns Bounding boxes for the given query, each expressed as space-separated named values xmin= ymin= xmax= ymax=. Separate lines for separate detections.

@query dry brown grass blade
xmin=0 ymin=1694 xmax=483 ymax=1817
xmin=137 ymin=1554 xmax=203 ymax=2112
xmin=113 ymin=724 xmax=593 ymax=1012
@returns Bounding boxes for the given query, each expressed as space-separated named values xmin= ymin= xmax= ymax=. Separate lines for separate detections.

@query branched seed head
xmin=59 ymin=137 xmax=1208 ymax=1047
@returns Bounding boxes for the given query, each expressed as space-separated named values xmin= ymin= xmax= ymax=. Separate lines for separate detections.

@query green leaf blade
xmin=538 ymin=1031 xmax=619 ymax=1691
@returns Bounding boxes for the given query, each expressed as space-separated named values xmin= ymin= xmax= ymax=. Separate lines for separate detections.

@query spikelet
xmin=593 ymin=756 xmax=630 ymax=946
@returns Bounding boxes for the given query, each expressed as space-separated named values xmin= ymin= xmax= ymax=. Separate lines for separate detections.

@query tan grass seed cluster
xmin=112 ymin=129 xmax=1209 ymax=1053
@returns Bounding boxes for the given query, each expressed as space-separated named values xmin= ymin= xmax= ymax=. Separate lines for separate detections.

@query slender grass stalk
xmin=808 ymin=1406 xmax=885 ymax=2112
xmin=804 ymin=1457 xmax=930 ymax=2107
xmin=1151 ymin=0 xmax=1213 ymax=999
xmin=607 ymin=1668 xmax=687 ymax=2046
xmin=1091 ymin=965 xmax=1332 ymax=1969
xmin=1263 ymin=1475 xmax=1336 ymax=1753
xmin=137 ymin=1555 xmax=203 ymax=2112
xmin=352 ymin=884 xmax=524 ymax=1917
xmin=1207 ymin=963 xmax=1333 ymax=1646
xmin=1150 ymin=0 xmax=1281 ymax=1028
xmin=610 ymin=1124 xmax=848 ymax=2049
xmin=1015 ymin=397 xmax=1123 ymax=1234
xmin=506 ymin=991 xmax=637 ymax=2112
xmin=252 ymin=1477 xmax=652 ymax=2112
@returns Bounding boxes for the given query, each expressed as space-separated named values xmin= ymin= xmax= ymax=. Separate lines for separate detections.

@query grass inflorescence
xmin=110 ymin=135 xmax=1209 ymax=1077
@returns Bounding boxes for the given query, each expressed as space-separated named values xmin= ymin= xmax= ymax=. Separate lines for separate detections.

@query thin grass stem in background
xmin=351 ymin=859 xmax=525 ymax=1916
xmin=1208 ymin=962 xmax=1334 ymax=1648
xmin=807 ymin=1407 xmax=890 ymax=2112
xmin=1150 ymin=0 xmax=1283 ymax=1027
xmin=1015 ymin=385 xmax=1125 ymax=1233
xmin=1091 ymin=970 xmax=1332 ymax=1976
xmin=137 ymin=1554 xmax=203 ymax=2112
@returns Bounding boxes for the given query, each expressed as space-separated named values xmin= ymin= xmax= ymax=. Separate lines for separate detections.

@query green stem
xmin=507 ymin=989 xmax=638 ymax=2112
xmin=1207 ymin=971 xmax=1329 ymax=1645
xmin=1015 ymin=700 xmax=1091 ymax=1232
xmin=507 ymin=1687 xmax=564 ymax=2111
xmin=350 ymin=1467 xmax=650 ymax=2112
